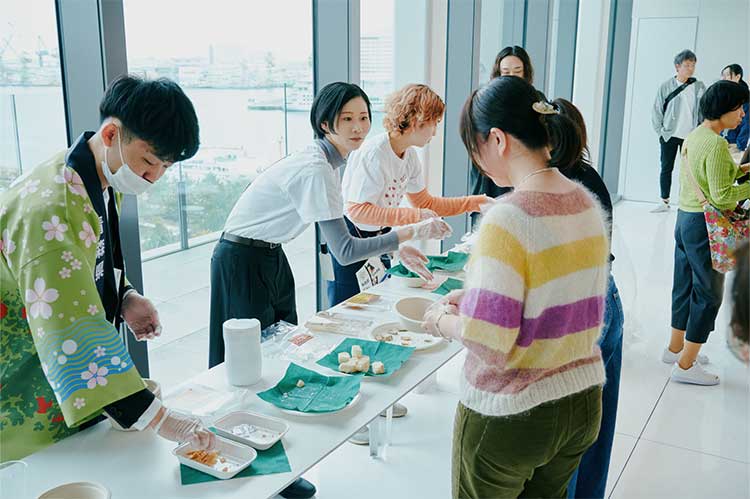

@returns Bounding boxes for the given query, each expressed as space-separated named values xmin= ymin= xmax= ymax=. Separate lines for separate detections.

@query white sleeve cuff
xmin=131 ymin=397 xmax=163 ymax=431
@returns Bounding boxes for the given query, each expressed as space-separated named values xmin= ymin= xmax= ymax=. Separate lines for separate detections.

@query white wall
xmin=572 ymin=0 xmax=612 ymax=170
xmin=619 ymin=0 xmax=750 ymax=202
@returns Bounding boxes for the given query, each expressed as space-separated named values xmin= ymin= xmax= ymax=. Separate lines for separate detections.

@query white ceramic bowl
xmin=109 ymin=378 xmax=161 ymax=431
xmin=38 ymin=481 xmax=111 ymax=499
xmin=394 ymin=297 xmax=434 ymax=332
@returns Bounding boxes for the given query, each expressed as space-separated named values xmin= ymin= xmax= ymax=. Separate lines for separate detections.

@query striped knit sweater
xmin=459 ymin=186 xmax=608 ymax=417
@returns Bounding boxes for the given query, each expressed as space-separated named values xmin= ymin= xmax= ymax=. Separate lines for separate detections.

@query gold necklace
xmin=515 ymin=167 xmax=558 ymax=188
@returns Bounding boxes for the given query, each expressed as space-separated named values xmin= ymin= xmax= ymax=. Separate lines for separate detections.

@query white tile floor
xmin=143 ymin=201 xmax=750 ymax=498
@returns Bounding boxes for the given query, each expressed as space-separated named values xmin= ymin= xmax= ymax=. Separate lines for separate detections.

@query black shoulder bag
xmin=662 ymin=77 xmax=696 ymax=113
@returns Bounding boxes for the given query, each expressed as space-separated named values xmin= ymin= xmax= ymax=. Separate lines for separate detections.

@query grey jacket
xmin=651 ymin=76 xmax=706 ymax=141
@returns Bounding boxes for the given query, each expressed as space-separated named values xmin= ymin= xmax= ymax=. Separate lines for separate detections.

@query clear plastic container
xmin=173 ymin=436 xmax=257 ymax=480
xmin=213 ymin=411 xmax=289 ymax=450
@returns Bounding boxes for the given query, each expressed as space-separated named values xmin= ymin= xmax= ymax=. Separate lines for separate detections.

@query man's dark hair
xmin=100 ymin=75 xmax=199 ymax=162
xmin=674 ymin=49 xmax=697 ymax=66
xmin=700 ymin=80 xmax=749 ymax=120
xmin=310 ymin=82 xmax=371 ymax=139
xmin=490 ymin=45 xmax=535 ymax=84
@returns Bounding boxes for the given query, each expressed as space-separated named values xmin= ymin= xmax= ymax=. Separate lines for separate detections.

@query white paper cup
xmin=38 ymin=481 xmax=111 ymax=499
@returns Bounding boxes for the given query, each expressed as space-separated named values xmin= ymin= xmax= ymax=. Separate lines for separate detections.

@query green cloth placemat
xmin=179 ymin=438 xmax=291 ymax=485
xmin=432 ymin=277 xmax=464 ymax=296
xmin=257 ymin=363 xmax=362 ymax=413
xmin=387 ymin=251 xmax=470 ymax=278
xmin=317 ymin=338 xmax=415 ymax=377
xmin=427 ymin=251 xmax=469 ymax=272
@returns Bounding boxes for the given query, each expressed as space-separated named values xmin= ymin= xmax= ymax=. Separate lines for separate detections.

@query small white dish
xmin=370 ymin=322 xmax=443 ymax=351
xmin=213 ymin=411 xmax=289 ymax=450
xmin=274 ymin=392 xmax=361 ymax=417
xmin=395 ymin=297 xmax=435 ymax=332
xmin=173 ymin=435 xmax=257 ymax=480
xmin=38 ymin=481 xmax=111 ymax=499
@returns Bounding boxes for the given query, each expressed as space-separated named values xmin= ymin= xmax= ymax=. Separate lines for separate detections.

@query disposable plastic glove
xmin=419 ymin=208 xmax=439 ymax=220
xmin=396 ymin=245 xmax=433 ymax=281
xmin=153 ymin=409 xmax=215 ymax=450
xmin=410 ymin=217 xmax=452 ymax=241
xmin=121 ymin=292 xmax=162 ymax=341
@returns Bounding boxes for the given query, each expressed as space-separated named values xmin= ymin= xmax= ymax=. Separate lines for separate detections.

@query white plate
xmin=274 ymin=392 xmax=361 ymax=417
xmin=369 ymin=322 xmax=443 ymax=351
xmin=173 ymin=435 xmax=257 ymax=480
xmin=213 ymin=411 xmax=289 ymax=450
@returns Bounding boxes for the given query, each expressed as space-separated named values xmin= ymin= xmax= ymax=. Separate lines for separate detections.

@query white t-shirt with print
xmin=223 ymin=143 xmax=343 ymax=244
xmin=673 ymin=82 xmax=696 ymax=140
xmin=341 ymin=132 xmax=426 ymax=231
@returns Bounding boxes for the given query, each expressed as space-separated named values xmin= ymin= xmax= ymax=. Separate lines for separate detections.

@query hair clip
xmin=532 ymin=101 xmax=558 ymax=115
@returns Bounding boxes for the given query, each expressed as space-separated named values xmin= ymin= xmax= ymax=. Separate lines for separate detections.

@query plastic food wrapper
xmin=163 ymin=383 xmax=239 ymax=418
xmin=304 ymin=311 xmax=373 ymax=336
xmin=317 ymin=338 xmax=415 ymax=377
xmin=387 ymin=251 xmax=469 ymax=278
xmin=257 ymin=363 xmax=362 ymax=413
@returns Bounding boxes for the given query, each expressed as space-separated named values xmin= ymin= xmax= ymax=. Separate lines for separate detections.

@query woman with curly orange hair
xmin=329 ymin=84 xmax=491 ymax=307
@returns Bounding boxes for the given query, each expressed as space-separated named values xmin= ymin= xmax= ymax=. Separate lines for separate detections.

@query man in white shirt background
xmin=651 ymin=49 xmax=706 ymax=213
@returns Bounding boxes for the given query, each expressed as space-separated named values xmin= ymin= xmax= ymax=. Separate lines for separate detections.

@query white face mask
xmin=101 ymin=129 xmax=153 ymax=195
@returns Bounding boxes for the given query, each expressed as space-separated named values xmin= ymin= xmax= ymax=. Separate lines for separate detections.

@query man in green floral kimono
xmin=0 ymin=75 xmax=214 ymax=462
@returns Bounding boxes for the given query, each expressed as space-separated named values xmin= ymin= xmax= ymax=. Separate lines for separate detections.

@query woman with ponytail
xmin=547 ymin=98 xmax=624 ymax=499
xmin=421 ymin=77 xmax=609 ymax=498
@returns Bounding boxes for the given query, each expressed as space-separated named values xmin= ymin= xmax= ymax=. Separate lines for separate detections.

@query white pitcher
xmin=223 ymin=318 xmax=262 ymax=386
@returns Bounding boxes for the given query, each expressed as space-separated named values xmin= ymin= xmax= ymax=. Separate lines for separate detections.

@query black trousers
xmin=208 ymin=239 xmax=297 ymax=368
xmin=659 ymin=136 xmax=684 ymax=200
xmin=671 ymin=210 xmax=725 ymax=343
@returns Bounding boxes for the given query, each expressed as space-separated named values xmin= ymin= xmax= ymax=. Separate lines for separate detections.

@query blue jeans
xmin=568 ymin=275 xmax=624 ymax=499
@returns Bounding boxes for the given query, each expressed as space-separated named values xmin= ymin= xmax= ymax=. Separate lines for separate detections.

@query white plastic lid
xmin=223 ymin=318 xmax=261 ymax=334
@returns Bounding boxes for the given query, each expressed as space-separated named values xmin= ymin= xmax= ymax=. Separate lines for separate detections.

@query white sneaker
xmin=671 ymin=362 xmax=720 ymax=386
xmin=650 ymin=203 xmax=670 ymax=213
xmin=661 ymin=347 xmax=709 ymax=365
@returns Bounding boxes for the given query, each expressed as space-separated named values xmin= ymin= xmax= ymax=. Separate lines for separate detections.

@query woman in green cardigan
xmin=665 ymin=80 xmax=749 ymax=385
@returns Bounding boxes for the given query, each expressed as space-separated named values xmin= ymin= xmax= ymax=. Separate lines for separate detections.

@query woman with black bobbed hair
xmin=421 ymin=76 xmax=609 ymax=498
xmin=664 ymin=79 xmax=749 ymax=386
xmin=547 ymin=98 xmax=624 ymax=499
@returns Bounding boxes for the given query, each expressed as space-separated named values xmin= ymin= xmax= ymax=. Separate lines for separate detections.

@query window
xmin=123 ymin=1 xmax=316 ymax=374
xmin=0 ymin=0 xmax=66 ymax=191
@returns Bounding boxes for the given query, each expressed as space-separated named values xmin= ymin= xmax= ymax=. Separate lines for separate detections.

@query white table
xmin=24 ymin=272 xmax=464 ymax=499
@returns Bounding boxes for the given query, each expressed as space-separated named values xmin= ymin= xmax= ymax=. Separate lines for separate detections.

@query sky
xmin=2 ymin=0 xmax=394 ymax=68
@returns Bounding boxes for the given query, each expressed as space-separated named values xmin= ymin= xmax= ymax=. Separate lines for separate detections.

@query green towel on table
xmin=432 ymin=277 xmax=464 ymax=296
xmin=387 ymin=251 xmax=469 ymax=278
xmin=179 ymin=438 xmax=291 ymax=485
xmin=257 ymin=363 xmax=362 ymax=413
xmin=317 ymin=338 xmax=414 ymax=377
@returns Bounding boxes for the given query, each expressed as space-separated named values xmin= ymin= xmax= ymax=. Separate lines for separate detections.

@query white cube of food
xmin=296 ymin=379 xmax=305 ymax=388
xmin=372 ymin=361 xmax=385 ymax=375
xmin=338 ymin=352 xmax=351 ymax=363
xmin=339 ymin=360 xmax=358 ymax=374
xmin=355 ymin=356 xmax=370 ymax=373
xmin=351 ymin=345 xmax=363 ymax=358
